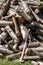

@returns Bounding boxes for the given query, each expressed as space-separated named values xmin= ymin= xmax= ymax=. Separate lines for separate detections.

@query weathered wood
xmin=8 ymin=40 xmax=19 ymax=51
xmin=0 ymin=48 xmax=13 ymax=54
xmin=0 ymin=45 xmax=6 ymax=48
xmin=0 ymin=20 xmax=12 ymax=26
xmin=0 ymin=32 xmax=8 ymax=44
xmin=19 ymin=29 xmax=30 ymax=62
xmin=31 ymin=49 xmax=43 ymax=57
xmin=19 ymin=41 xmax=40 ymax=50
xmin=24 ymin=47 xmax=43 ymax=55
xmin=0 ymin=0 xmax=11 ymax=17
xmin=28 ymin=47 xmax=43 ymax=52
xmin=29 ymin=22 xmax=43 ymax=30
xmin=34 ymin=8 xmax=39 ymax=14
xmin=5 ymin=25 xmax=19 ymax=44
xmin=0 ymin=0 xmax=43 ymax=62
xmin=17 ymin=8 xmax=32 ymax=22
xmin=12 ymin=17 xmax=21 ymax=37
xmin=17 ymin=15 xmax=25 ymax=23
xmin=27 ymin=1 xmax=40 ymax=6
xmin=35 ymin=29 xmax=43 ymax=36
xmin=8 ymin=40 xmax=14 ymax=50
xmin=28 ymin=42 xmax=41 ymax=48
xmin=38 ymin=36 xmax=43 ymax=41
xmin=19 ymin=41 xmax=27 ymax=62
xmin=6 ymin=52 xmax=21 ymax=60
xmin=20 ymin=24 xmax=27 ymax=40
xmin=23 ymin=55 xmax=41 ymax=60
xmin=29 ymin=7 xmax=43 ymax=24
xmin=19 ymin=0 xmax=30 ymax=14
xmin=1 ymin=14 xmax=16 ymax=20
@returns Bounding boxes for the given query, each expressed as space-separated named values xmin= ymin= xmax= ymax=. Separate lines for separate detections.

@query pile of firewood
xmin=0 ymin=0 xmax=43 ymax=63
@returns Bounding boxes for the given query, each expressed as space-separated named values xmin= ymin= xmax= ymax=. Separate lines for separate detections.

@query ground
xmin=0 ymin=59 xmax=32 ymax=65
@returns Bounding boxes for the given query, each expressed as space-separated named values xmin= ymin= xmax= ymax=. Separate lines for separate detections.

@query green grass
xmin=0 ymin=59 xmax=32 ymax=65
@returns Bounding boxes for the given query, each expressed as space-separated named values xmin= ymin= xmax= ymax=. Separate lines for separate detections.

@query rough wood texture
xmin=0 ymin=20 xmax=12 ymax=26
xmin=0 ymin=0 xmax=43 ymax=63
xmin=6 ymin=52 xmax=21 ymax=60
xmin=0 ymin=48 xmax=14 ymax=54
xmin=5 ymin=25 xmax=19 ymax=44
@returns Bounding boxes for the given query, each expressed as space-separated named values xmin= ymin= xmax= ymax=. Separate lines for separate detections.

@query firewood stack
xmin=0 ymin=0 xmax=43 ymax=63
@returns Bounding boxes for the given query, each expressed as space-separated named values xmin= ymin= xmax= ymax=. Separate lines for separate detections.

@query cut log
xmin=12 ymin=16 xmax=21 ymax=37
xmin=6 ymin=52 xmax=21 ymax=60
xmin=20 ymin=0 xmax=30 ymax=13
xmin=5 ymin=25 xmax=19 ymax=44
xmin=29 ymin=7 xmax=43 ymax=24
xmin=17 ymin=8 xmax=32 ymax=22
xmin=0 ymin=0 xmax=11 ymax=17
xmin=23 ymin=55 xmax=41 ymax=60
xmin=0 ymin=32 xmax=8 ymax=44
xmin=0 ymin=48 xmax=14 ymax=54
xmin=0 ymin=20 xmax=12 ymax=26
xmin=19 ymin=41 xmax=41 ymax=51
xmin=20 ymin=24 xmax=27 ymax=40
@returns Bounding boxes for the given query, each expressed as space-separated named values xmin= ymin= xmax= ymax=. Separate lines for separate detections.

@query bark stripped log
xmin=23 ymin=55 xmax=41 ymax=60
xmin=12 ymin=17 xmax=21 ymax=37
xmin=6 ymin=52 xmax=21 ymax=60
xmin=0 ymin=48 xmax=14 ymax=54
xmin=5 ymin=25 xmax=19 ymax=44
xmin=0 ymin=0 xmax=11 ymax=18
xmin=0 ymin=20 xmax=12 ymax=26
